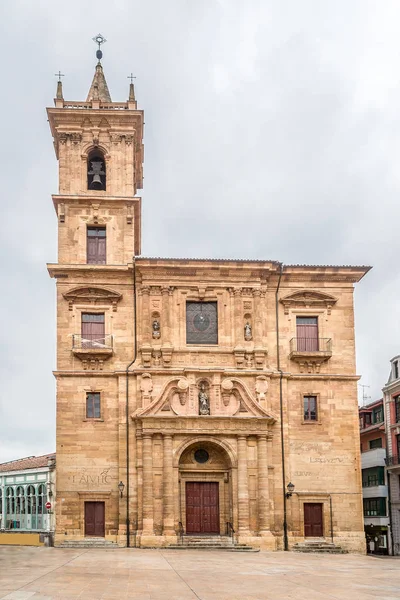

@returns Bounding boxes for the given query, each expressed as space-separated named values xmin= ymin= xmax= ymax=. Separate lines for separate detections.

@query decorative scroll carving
xmin=140 ymin=373 xmax=153 ymax=404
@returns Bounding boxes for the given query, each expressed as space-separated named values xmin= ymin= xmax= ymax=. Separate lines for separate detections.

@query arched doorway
xmin=178 ymin=440 xmax=234 ymax=536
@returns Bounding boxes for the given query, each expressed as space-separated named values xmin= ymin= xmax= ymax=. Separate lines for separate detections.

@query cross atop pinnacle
xmin=87 ymin=34 xmax=111 ymax=102
xmin=92 ymin=33 xmax=107 ymax=62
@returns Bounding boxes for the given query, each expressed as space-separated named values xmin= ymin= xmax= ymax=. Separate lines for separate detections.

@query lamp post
xmin=118 ymin=481 xmax=125 ymax=498
xmin=286 ymin=482 xmax=295 ymax=499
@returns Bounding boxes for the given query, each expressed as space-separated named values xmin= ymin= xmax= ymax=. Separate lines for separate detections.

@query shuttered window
xmin=304 ymin=396 xmax=318 ymax=421
xmin=87 ymin=227 xmax=106 ymax=264
xmin=81 ymin=313 xmax=105 ymax=348
xmin=296 ymin=316 xmax=318 ymax=351
xmin=86 ymin=392 xmax=101 ymax=419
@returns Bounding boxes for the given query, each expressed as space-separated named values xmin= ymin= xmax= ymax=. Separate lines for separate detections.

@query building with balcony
xmin=383 ymin=355 xmax=400 ymax=555
xmin=47 ymin=42 xmax=370 ymax=552
xmin=359 ymin=399 xmax=389 ymax=554
xmin=0 ymin=454 xmax=56 ymax=546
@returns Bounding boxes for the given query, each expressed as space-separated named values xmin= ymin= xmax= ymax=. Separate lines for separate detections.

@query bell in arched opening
xmin=87 ymin=149 xmax=106 ymax=190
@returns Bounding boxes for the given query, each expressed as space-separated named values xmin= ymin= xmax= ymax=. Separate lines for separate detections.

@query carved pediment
xmin=63 ymin=286 xmax=122 ymax=311
xmin=280 ymin=289 xmax=338 ymax=315
xmin=133 ymin=375 xmax=276 ymax=423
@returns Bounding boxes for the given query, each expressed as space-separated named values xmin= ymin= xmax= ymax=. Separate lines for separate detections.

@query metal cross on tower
xmin=54 ymin=71 xmax=65 ymax=82
xmin=92 ymin=33 xmax=107 ymax=61
xmin=127 ymin=73 xmax=136 ymax=84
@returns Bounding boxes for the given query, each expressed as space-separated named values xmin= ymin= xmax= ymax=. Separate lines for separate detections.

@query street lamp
xmin=286 ymin=482 xmax=295 ymax=499
xmin=118 ymin=481 xmax=125 ymax=498
xmin=46 ymin=480 xmax=53 ymax=497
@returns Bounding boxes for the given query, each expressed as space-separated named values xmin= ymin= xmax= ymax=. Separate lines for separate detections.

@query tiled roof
xmin=0 ymin=453 xmax=55 ymax=473
xmin=138 ymin=257 xmax=371 ymax=270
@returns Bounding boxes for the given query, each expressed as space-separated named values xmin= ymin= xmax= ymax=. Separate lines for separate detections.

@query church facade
xmin=47 ymin=50 xmax=369 ymax=552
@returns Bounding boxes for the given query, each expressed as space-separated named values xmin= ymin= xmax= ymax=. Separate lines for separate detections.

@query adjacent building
xmin=359 ymin=399 xmax=389 ymax=554
xmin=383 ymin=355 xmax=400 ymax=555
xmin=0 ymin=454 xmax=56 ymax=546
xmin=47 ymin=43 xmax=370 ymax=551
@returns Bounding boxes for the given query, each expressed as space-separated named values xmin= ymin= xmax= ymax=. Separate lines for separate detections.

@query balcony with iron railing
xmin=72 ymin=334 xmax=114 ymax=364
xmin=289 ymin=337 xmax=332 ymax=364
xmin=385 ymin=455 xmax=400 ymax=468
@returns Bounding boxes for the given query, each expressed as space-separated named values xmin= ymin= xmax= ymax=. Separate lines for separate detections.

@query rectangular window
xmin=363 ymin=498 xmax=386 ymax=517
xmin=296 ymin=317 xmax=319 ymax=351
xmin=364 ymin=413 xmax=371 ymax=425
xmin=303 ymin=395 xmax=318 ymax=421
xmin=394 ymin=360 xmax=399 ymax=380
xmin=87 ymin=227 xmax=106 ymax=264
xmin=395 ymin=396 xmax=400 ymax=424
xmin=397 ymin=435 xmax=400 ymax=457
xmin=369 ymin=438 xmax=383 ymax=450
xmin=373 ymin=407 xmax=383 ymax=424
xmin=86 ymin=392 xmax=101 ymax=419
xmin=81 ymin=313 xmax=105 ymax=348
xmin=362 ymin=467 xmax=385 ymax=487
xmin=186 ymin=302 xmax=218 ymax=345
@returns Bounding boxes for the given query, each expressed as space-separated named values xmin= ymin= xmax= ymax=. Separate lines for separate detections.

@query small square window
xmin=86 ymin=392 xmax=101 ymax=419
xmin=304 ymin=395 xmax=318 ymax=421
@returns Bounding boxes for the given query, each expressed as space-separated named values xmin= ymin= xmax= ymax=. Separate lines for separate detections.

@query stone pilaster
xmin=141 ymin=286 xmax=151 ymax=344
xmin=257 ymin=435 xmax=270 ymax=534
xmin=237 ymin=435 xmax=250 ymax=534
xmin=161 ymin=287 xmax=172 ymax=344
xmin=163 ymin=434 xmax=175 ymax=535
xmin=252 ymin=288 xmax=263 ymax=346
xmin=142 ymin=433 xmax=154 ymax=534
xmin=234 ymin=288 xmax=243 ymax=345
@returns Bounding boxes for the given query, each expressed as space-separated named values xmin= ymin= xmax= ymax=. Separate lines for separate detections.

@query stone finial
xmin=87 ymin=62 xmax=112 ymax=102
xmin=56 ymin=80 xmax=64 ymax=100
xmin=129 ymin=82 xmax=135 ymax=101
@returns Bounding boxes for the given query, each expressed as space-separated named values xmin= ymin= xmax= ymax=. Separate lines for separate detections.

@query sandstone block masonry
xmin=47 ymin=58 xmax=370 ymax=552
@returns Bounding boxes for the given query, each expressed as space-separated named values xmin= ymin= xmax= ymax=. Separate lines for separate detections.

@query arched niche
xmin=87 ymin=148 xmax=106 ymax=190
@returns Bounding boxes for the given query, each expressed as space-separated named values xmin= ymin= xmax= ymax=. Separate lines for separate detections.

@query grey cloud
xmin=1 ymin=0 xmax=398 ymax=460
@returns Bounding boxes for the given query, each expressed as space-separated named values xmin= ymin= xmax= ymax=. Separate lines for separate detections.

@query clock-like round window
xmin=194 ymin=449 xmax=209 ymax=464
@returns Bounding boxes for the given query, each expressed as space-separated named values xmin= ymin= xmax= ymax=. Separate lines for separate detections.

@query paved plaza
xmin=0 ymin=547 xmax=399 ymax=600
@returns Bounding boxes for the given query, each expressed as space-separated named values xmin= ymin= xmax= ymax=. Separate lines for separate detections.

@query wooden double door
xmin=186 ymin=482 xmax=220 ymax=534
xmin=84 ymin=501 xmax=105 ymax=537
xmin=304 ymin=502 xmax=323 ymax=537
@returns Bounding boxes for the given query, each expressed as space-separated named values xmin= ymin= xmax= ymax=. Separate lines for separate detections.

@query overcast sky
xmin=1 ymin=0 xmax=399 ymax=462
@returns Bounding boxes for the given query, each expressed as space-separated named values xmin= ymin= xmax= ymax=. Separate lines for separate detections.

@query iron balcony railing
xmin=72 ymin=334 xmax=113 ymax=351
xmin=289 ymin=337 xmax=332 ymax=353
xmin=385 ymin=455 xmax=400 ymax=467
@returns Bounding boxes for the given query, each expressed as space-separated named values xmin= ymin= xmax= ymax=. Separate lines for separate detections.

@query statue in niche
xmin=152 ymin=318 xmax=161 ymax=339
xmin=244 ymin=321 xmax=252 ymax=341
xmin=198 ymin=384 xmax=210 ymax=415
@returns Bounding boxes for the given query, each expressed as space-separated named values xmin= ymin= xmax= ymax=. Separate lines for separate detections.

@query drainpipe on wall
xmin=125 ymin=256 xmax=138 ymax=548
xmin=275 ymin=263 xmax=289 ymax=551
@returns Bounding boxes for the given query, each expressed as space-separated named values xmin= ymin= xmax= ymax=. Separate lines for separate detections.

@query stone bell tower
xmin=47 ymin=35 xmax=144 ymax=545
xmin=48 ymin=40 xmax=143 ymax=265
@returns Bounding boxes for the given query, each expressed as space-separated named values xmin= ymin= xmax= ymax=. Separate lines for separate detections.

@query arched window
xmin=37 ymin=484 xmax=46 ymax=515
xmin=6 ymin=487 xmax=14 ymax=514
xmin=26 ymin=485 xmax=36 ymax=515
xmin=87 ymin=149 xmax=106 ymax=190
xmin=16 ymin=486 xmax=25 ymax=515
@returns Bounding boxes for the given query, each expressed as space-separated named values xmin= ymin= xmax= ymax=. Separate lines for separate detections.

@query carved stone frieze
xmin=63 ymin=286 xmax=122 ymax=311
xmin=280 ymin=289 xmax=338 ymax=315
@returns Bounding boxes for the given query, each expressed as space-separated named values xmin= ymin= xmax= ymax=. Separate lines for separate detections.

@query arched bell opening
xmin=87 ymin=149 xmax=106 ymax=190
xmin=177 ymin=439 xmax=235 ymax=536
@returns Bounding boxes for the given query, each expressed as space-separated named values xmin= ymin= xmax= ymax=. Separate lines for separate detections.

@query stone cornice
xmin=47 ymin=263 xmax=131 ymax=278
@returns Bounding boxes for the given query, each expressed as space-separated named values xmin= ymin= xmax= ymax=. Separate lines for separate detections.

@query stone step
xmin=167 ymin=544 xmax=259 ymax=552
xmin=293 ymin=542 xmax=347 ymax=554
xmin=57 ymin=539 xmax=118 ymax=548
